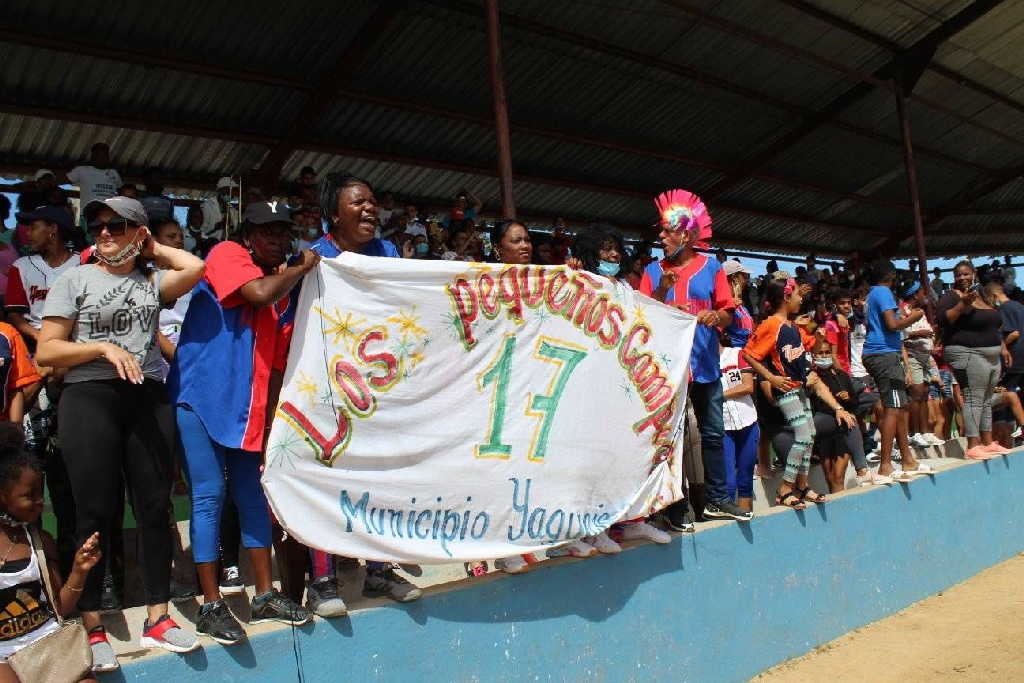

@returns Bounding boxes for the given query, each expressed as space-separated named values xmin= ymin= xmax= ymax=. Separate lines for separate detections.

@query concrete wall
xmin=111 ymin=455 xmax=1023 ymax=682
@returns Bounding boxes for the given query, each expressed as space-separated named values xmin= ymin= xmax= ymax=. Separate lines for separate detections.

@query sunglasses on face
xmin=87 ymin=219 xmax=138 ymax=236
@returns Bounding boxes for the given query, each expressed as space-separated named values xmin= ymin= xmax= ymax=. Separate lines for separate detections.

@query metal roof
xmin=2 ymin=0 xmax=1024 ymax=256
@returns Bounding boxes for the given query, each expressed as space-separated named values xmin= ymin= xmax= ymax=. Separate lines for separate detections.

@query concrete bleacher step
xmin=98 ymin=434 xmax=984 ymax=664
xmin=749 ymin=436 xmax=970 ymax=513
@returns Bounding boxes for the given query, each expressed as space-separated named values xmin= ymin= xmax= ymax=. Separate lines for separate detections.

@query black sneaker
xmin=197 ymin=600 xmax=246 ymax=646
xmin=663 ymin=507 xmax=695 ymax=533
xmin=99 ymin=577 xmax=122 ymax=613
xmin=363 ymin=566 xmax=423 ymax=603
xmin=704 ymin=501 xmax=754 ymax=522
xmin=306 ymin=576 xmax=348 ymax=618
xmin=219 ymin=565 xmax=244 ymax=596
xmin=250 ymin=589 xmax=312 ymax=626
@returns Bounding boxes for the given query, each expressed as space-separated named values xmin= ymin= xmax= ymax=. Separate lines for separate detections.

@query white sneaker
xmin=859 ymin=469 xmax=893 ymax=486
xmin=496 ymin=554 xmax=534 ymax=574
xmin=618 ymin=521 xmax=671 ymax=544
xmin=564 ymin=539 xmax=598 ymax=558
xmin=910 ymin=433 xmax=932 ymax=448
xmin=866 ymin=450 xmax=881 ymax=464
xmin=924 ymin=433 xmax=945 ymax=446
xmin=588 ymin=531 xmax=622 ymax=554
xmin=1012 ymin=426 xmax=1022 ymax=439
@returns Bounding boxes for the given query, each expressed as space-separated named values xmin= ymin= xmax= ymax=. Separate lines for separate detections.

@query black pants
xmin=58 ymin=379 xmax=175 ymax=611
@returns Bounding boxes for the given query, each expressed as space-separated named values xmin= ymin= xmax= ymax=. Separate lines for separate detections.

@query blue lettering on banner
xmin=337 ymin=482 xmax=621 ymax=557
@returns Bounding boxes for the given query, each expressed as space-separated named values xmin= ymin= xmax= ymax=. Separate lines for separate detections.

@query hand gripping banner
xmin=262 ymin=254 xmax=696 ymax=564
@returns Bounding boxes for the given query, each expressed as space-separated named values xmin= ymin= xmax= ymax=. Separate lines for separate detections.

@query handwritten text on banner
xmin=262 ymin=254 xmax=696 ymax=564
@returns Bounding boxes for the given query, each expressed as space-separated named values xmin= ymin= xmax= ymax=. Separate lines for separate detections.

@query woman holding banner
xmin=300 ymin=174 xmax=424 ymax=606
xmin=487 ymin=220 xmax=548 ymax=574
xmin=169 ymin=200 xmax=318 ymax=646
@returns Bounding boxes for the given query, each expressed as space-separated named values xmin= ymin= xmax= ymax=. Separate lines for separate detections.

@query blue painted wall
xmin=111 ymin=456 xmax=1023 ymax=682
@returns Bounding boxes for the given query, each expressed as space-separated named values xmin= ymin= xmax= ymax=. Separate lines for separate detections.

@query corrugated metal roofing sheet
xmin=0 ymin=0 xmax=1022 ymax=255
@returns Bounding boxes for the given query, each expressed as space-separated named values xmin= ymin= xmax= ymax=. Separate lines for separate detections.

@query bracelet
xmin=65 ymin=584 xmax=84 ymax=592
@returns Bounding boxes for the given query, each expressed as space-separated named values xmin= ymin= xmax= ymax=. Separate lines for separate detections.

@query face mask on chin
xmin=597 ymin=260 xmax=620 ymax=277
xmin=94 ymin=231 xmax=143 ymax=267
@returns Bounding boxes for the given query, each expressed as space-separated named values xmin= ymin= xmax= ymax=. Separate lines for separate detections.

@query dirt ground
xmin=755 ymin=553 xmax=1024 ymax=682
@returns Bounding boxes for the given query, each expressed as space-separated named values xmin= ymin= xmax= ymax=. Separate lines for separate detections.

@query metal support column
xmin=485 ymin=0 xmax=516 ymax=219
xmin=894 ymin=81 xmax=930 ymax=290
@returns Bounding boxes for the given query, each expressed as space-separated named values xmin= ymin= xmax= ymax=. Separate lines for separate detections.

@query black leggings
xmin=58 ymin=379 xmax=175 ymax=611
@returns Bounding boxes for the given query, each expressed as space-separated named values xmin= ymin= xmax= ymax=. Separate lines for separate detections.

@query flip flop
xmin=796 ymin=487 xmax=826 ymax=504
xmin=775 ymin=490 xmax=806 ymax=510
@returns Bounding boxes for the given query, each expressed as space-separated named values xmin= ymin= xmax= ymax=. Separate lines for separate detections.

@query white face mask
xmin=94 ymin=230 xmax=143 ymax=267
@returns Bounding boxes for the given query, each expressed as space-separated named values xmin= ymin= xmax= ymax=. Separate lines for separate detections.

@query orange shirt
xmin=0 ymin=322 xmax=41 ymax=421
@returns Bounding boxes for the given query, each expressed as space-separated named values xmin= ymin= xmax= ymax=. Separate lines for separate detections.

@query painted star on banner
xmin=267 ymin=430 xmax=303 ymax=470
xmin=632 ymin=305 xmax=648 ymax=326
xmin=295 ymin=371 xmax=319 ymax=404
xmin=387 ymin=306 xmax=428 ymax=341
xmin=317 ymin=307 xmax=366 ymax=346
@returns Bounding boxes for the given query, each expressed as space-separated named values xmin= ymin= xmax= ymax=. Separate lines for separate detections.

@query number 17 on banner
xmin=475 ymin=334 xmax=587 ymax=462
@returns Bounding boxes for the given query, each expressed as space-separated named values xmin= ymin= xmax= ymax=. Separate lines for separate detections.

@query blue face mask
xmin=597 ymin=260 xmax=620 ymax=277
xmin=813 ymin=357 xmax=833 ymax=369
xmin=415 ymin=242 xmax=429 ymax=256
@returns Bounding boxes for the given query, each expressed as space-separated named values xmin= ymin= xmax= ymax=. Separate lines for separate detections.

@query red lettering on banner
xmin=446 ymin=278 xmax=479 ymax=348
xmin=278 ymin=401 xmax=351 ymax=466
xmin=357 ymin=329 xmax=399 ymax=390
xmin=334 ymin=361 xmax=375 ymax=416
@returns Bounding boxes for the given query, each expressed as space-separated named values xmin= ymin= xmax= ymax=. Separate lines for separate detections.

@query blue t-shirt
xmin=863 ymin=285 xmax=901 ymax=355
xmin=309 ymin=234 xmax=399 ymax=258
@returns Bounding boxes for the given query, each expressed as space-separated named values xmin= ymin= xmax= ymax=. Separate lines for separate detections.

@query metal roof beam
xmin=424 ymin=0 xmax=995 ymax=176
xmin=775 ymin=0 xmax=1024 ymax=118
xmin=658 ymin=1 xmax=1024 ymax=150
xmin=0 ymin=28 xmax=308 ymax=91
xmin=0 ymin=101 xmax=892 ymax=240
xmin=256 ymin=0 xmax=410 ymax=184
xmin=0 ymin=28 xmax=927 ymax=207
xmin=700 ymin=0 xmax=1004 ymax=200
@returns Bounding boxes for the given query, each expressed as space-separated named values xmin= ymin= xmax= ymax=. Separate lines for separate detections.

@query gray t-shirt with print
xmin=42 ymin=265 xmax=165 ymax=383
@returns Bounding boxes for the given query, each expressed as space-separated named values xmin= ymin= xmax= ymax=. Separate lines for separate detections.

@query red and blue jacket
xmin=169 ymin=242 xmax=294 ymax=452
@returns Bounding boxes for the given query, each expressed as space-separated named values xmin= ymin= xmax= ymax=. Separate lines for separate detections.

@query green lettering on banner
xmin=475 ymin=334 xmax=517 ymax=459
xmin=526 ymin=338 xmax=587 ymax=462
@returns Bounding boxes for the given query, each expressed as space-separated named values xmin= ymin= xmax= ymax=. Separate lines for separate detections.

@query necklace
xmin=0 ymin=527 xmax=24 ymax=568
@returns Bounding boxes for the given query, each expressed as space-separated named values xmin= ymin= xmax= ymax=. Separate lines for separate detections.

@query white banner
xmin=262 ymin=254 xmax=696 ymax=564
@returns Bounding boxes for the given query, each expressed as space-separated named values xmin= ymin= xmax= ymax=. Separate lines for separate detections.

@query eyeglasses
xmin=87 ymin=219 xmax=137 ymax=236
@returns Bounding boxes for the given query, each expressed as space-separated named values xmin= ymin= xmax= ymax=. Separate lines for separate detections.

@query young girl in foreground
xmin=0 ymin=425 xmax=101 ymax=682
xmin=744 ymin=280 xmax=857 ymax=509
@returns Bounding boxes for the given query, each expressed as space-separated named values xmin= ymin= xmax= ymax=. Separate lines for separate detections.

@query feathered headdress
xmin=653 ymin=189 xmax=712 ymax=248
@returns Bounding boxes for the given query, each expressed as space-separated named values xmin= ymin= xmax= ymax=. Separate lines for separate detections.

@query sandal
xmin=796 ymin=487 xmax=827 ymax=504
xmin=463 ymin=561 xmax=488 ymax=578
xmin=775 ymin=490 xmax=806 ymax=510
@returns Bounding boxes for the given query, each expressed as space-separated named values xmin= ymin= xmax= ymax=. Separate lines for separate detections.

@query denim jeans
xmin=689 ymin=380 xmax=728 ymax=504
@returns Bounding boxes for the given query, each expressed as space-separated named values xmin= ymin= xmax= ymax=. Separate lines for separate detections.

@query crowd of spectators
xmin=0 ymin=143 xmax=1021 ymax=678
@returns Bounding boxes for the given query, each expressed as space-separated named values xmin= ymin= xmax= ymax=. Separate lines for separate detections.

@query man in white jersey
xmin=62 ymin=143 xmax=121 ymax=224
xmin=5 ymin=206 xmax=80 ymax=348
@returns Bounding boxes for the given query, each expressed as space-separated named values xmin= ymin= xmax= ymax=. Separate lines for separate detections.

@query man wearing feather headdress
xmin=640 ymin=190 xmax=753 ymax=525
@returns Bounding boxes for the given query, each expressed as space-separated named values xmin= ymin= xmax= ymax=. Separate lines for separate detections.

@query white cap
xmin=722 ymin=259 xmax=751 ymax=277
xmin=216 ymin=176 xmax=238 ymax=190
xmin=34 ymin=168 xmax=55 ymax=181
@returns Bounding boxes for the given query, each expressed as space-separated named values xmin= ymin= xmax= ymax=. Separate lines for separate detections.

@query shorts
xmin=862 ymin=352 xmax=908 ymax=409
xmin=851 ymin=376 xmax=880 ymax=417
xmin=904 ymin=349 xmax=932 ymax=385
xmin=992 ymin=391 xmax=1014 ymax=424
